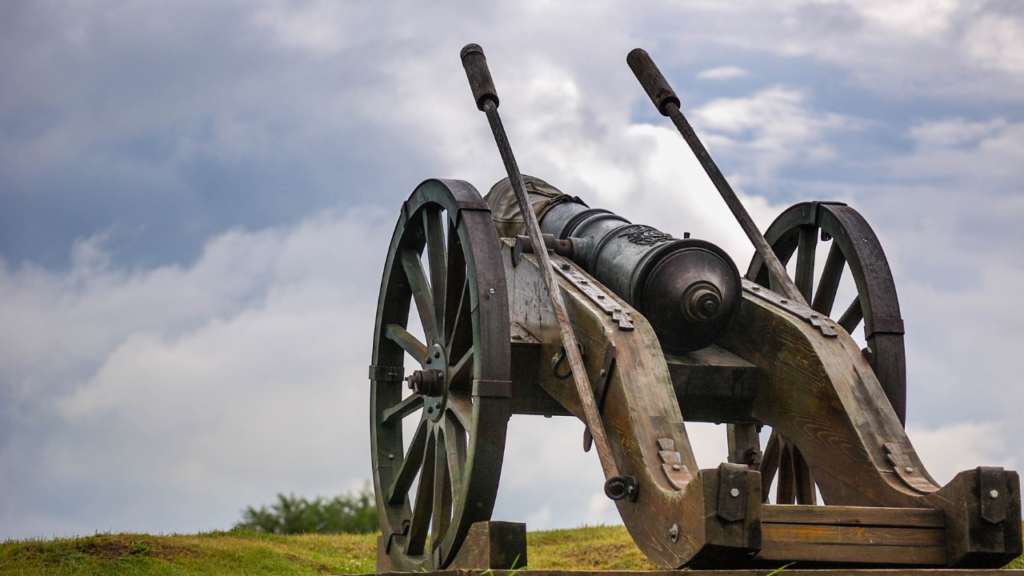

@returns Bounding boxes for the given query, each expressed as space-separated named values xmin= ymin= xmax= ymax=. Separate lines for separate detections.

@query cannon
xmin=368 ymin=46 xmax=1022 ymax=571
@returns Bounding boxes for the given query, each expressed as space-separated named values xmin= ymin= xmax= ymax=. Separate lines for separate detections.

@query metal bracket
xmin=384 ymin=519 xmax=410 ymax=554
xmin=657 ymin=438 xmax=693 ymax=490
xmin=743 ymin=279 xmax=837 ymax=337
xmin=884 ymin=442 xmax=939 ymax=494
xmin=553 ymin=259 xmax=634 ymax=330
xmin=717 ymin=462 xmax=749 ymax=522
xmin=979 ymin=466 xmax=1008 ymax=524
xmin=584 ymin=343 xmax=616 ymax=452
xmin=369 ymin=365 xmax=404 ymax=382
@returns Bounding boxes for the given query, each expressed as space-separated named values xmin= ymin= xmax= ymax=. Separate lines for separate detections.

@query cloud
xmin=691 ymin=87 xmax=859 ymax=181
xmin=3 ymin=0 xmax=1024 ymax=543
xmin=697 ymin=66 xmax=750 ymax=80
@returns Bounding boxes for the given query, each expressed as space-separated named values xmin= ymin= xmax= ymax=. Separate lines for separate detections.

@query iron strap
xmin=866 ymin=316 xmax=905 ymax=337
xmin=472 ymin=379 xmax=511 ymax=398
xmin=369 ymin=365 xmax=404 ymax=382
xmin=552 ymin=259 xmax=634 ymax=331
xmin=742 ymin=279 xmax=837 ymax=337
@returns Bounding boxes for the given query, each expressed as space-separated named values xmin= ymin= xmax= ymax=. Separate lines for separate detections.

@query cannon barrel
xmin=537 ymin=193 xmax=741 ymax=353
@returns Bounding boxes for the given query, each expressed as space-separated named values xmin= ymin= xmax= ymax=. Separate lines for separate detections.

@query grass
xmin=1 ymin=524 xmax=1021 ymax=574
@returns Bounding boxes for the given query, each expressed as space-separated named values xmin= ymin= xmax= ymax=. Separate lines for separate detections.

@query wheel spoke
xmin=443 ymin=416 xmax=467 ymax=496
xmin=385 ymin=323 xmax=428 ymax=365
xmin=423 ymin=208 xmax=448 ymax=337
xmin=792 ymin=444 xmax=817 ymax=505
xmin=812 ymin=241 xmax=845 ymax=316
xmin=381 ymin=394 xmax=424 ymax=427
xmin=447 ymin=393 xmax=473 ymax=433
xmin=776 ymin=438 xmax=796 ymax=505
xmin=401 ymin=248 xmax=439 ymax=345
xmin=406 ymin=429 xmax=436 ymax=555
xmin=388 ymin=417 xmax=429 ymax=505
xmin=444 ymin=221 xmax=467 ymax=347
xmin=447 ymin=348 xmax=474 ymax=391
xmin=446 ymin=282 xmax=472 ymax=361
xmin=432 ymin=428 xmax=453 ymax=550
xmin=759 ymin=430 xmax=781 ymax=503
xmin=837 ymin=296 xmax=863 ymax=335
xmin=795 ymin=226 xmax=817 ymax=303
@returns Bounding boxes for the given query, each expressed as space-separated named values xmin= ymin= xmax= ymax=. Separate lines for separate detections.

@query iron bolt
xmin=434 ymin=351 xmax=441 ymax=359
xmin=425 ymin=357 xmax=432 ymax=364
xmin=905 ymin=466 xmax=914 ymax=473
xmin=730 ymin=488 xmax=740 ymax=498
xmin=427 ymin=406 xmax=433 ymax=414
xmin=780 ymin=299 xmax=788 ymax=304
xmin=672 ymin=464 xmax=681 ymax=471
xmin=488 ymin=287 xmax=495 ymax=294
xmin=561 ymin=263 xmax=570 ymax=270
xmin=511 ymin=334 xmax=522 ymax=340
xmin=388 ymin=453 xmax=394 ymax=460
xmin=751 ymin=285 xmax=760 ymax=291
xmin=990 ymin=490 xmax=1000 ymax=498
xmin=669 ymin=523 xmax=679 ymax=543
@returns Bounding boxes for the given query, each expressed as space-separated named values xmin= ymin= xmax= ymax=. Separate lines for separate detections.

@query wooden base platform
xmin=374 ymin=565 xmax=1024 ymax=569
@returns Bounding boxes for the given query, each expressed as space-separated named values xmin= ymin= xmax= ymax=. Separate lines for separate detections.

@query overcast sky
xmin=2 ymin=0 xmax=1024 ymax=539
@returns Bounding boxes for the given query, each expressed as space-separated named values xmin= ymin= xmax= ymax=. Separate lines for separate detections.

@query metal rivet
xmin=427 ymin=406 xmax=433 ymax=413
xmin=560 ymin=263 xmax=570 ymax=270
xmin=434 ymin=351 xmax=441 ymax=359
xmin=990 ymin=489 xmax=1000 ymax=498
xmin=905 ymin=466 xmax=914 ymax=473
xmin=597 ymin=294 xmax=605 ymax=299
xmin=388 ymin=453 xmax=394 ymax=460
xmin=730 ymin=488 xmax=740 ymax=498
xmin=580 ymin=279 xmax=588 ymax=285
xmin=780 ymin=299 xmax=788 ymax=304
xmin=751 ymin=285 xmax=760 ymax=291
xmin=810 ymin=313 xmax=818 ymax=319
xmin=488 ymin=287 xmax=495 ymax=294
xmin=512 ymin=334 xmax=522 ymax=340
xmin=425 ymin=357 xmax=432 ymax=364
xmin=672 ymin=464 xmax=681 ymax=471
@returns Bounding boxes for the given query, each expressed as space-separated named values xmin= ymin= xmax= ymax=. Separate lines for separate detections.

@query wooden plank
xmin=757 ymin=541 xmax=946 ymax=565
xmin=763 ymin=523 xmax=944 ymax=547
xmin=763 ymin=505 xmax=945 ymax=527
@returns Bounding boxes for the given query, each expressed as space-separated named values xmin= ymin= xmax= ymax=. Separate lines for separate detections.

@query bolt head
xmin=488 ymin=287 xmax=495 ymax=294
xmin=780 ymin=298 xmax=788 ymax=304
xmin=388 ymin=453 xmax=394 ymax=460
xmin=990 ymin=489 xmax=1000 ymax=498
xmin=730 ymin=488 xmax=740 ymax=498
xmin=560 ymin=263 xmax=570 ymax=270
xmin=433 ymin=351 xmax=441 ymax=359
xmin=905 ymin=466 xmax=914 ymax=473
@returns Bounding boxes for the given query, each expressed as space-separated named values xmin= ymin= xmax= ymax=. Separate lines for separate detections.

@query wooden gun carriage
xmin=368 ymin=46 xmax=1022 ymax=572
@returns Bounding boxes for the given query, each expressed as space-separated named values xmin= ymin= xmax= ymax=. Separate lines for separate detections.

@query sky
xmin=2 ymin=0 xmax=1024 ymax=539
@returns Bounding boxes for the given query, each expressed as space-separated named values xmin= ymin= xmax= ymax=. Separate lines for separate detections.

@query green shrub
xmin=235 ymin=484 xmax=377 ymax=534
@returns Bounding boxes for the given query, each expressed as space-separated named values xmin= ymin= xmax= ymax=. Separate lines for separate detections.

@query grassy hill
xmin=1 ymin=524 xmax=1021 ymax=574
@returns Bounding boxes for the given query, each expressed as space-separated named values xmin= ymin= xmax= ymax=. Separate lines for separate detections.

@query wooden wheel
xmin=747 ymin=201 xmax=906 ymax=504
xmin=370 ymin=179 xmax=510 ymax=570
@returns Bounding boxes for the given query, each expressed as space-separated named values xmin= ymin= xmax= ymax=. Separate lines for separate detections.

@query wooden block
xmin=446 ymin=521 xmax=528 ymax=570
xmin=762 ymin=505 xmax=945 ymax=528
xmin=757 ymin=541 xmax=947 ymax=565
